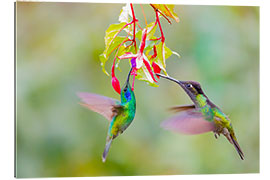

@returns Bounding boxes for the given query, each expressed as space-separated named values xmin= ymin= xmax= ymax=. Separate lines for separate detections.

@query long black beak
xmin=126 ymin=67 xmax=133 ymax=83
xmin=122 ymin=67 xmax=133 ymax=90
xmin=156 ymin=73 xmax=184 ymax=87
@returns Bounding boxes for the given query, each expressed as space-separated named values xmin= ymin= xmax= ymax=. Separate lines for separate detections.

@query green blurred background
xmin=16 ymin=2 xmax=259 ymax=178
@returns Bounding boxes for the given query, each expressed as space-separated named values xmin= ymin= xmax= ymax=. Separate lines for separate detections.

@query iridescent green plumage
xmin=108 ymin=84 xmax=136 ymax=138
xmin=157 ymin=73 xmax=244 ymax=160
xmin=78 ymin=68 xmax=136 ymax=162
xmin=103 ymin=76 xmax=136 ymax=162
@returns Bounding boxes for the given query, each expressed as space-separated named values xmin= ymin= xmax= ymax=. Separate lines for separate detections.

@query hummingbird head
xmin=177 ymin=81 xmax=204 ymax=97
xmin=121 ymin=67 xmax=134 ymax=103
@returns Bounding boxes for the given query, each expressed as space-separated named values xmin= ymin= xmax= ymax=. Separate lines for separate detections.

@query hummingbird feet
xmin=214 ymin=132 xmax=220 ymax=139
xmin=213 ymin=126 xmax=222 ymax=139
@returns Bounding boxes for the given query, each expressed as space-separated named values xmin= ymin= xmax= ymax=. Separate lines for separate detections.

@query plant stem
xmin=155 ymin=8 xmax=166 ymax=72
xmin=149 ymin=37 xmax=162 ymax=41
xmin=111 ymin=21 xmax=133 ymax=43
xmin=150 ymin=4 xmax=172 ymax=24
xmin=108 ymin=37 xmax=130 ymax=58
xmin=130 ymin=3 xmax=137 ymax=52
xmin=155 ymin=10 xmax=165 ymax=43
xmin=140 ymin=4 xmax=147 ymax=26
xmin=136 ymin=21 xmax=143 ymax=30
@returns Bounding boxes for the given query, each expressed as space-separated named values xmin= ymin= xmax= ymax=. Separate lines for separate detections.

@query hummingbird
xmin=77 ymin=68 xmax=136 ymax=162
xmin=156 ymin=73 xmax=244 ymax=160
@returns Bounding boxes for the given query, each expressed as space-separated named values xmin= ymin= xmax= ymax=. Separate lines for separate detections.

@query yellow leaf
xmin=152 ymin=4 xmax=180 ymax=23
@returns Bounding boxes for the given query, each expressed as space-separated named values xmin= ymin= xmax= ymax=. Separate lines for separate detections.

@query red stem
xmin=150 ymin=4 xmax=172 ymax=24
xmin=136 ymin=21 xmax=143 ymax=30
xmin=130 ymin=3 xmax=137 ymax=52
xmin=132 ymin=72 xmax=136 ymax=91
xmin=155 ymin=10 xmax=165 ymax=43
xmin=149 ymin=37 xmax=162 ymax=41
xmin=112 ymin=21 xmax=133 ymax=43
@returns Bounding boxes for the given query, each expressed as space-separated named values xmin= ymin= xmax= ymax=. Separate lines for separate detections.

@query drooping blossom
xmin=118 ymin=28 xmax=157 ymax=83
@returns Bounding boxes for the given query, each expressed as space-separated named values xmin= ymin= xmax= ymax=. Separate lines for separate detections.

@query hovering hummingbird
xmin=156 ymin=73 xmax=244 ymax=160
xmin=77 ymin=68 xmax=136 ymax=162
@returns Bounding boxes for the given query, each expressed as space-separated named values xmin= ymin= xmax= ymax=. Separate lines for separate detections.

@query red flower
xmin=118 ymin=29 xmax=157 ymax=83
xmin=150 ymin=45 xmax=157 ymax=60
xmin=152 ymin=62 xmax=161 ymax=78
xmin=144 ymin=59 xmax=157 ymax=82
xmin=111 ymin=64 xmax=121 ymax=94
xmin=111 ymin=76 xmax=121 ymax=94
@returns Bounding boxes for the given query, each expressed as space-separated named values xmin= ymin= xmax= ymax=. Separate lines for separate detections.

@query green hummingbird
xmin=77 ymin=68 xmax=136 ymax=162
xmin=156 ymin=73 xmax=244 ymax=160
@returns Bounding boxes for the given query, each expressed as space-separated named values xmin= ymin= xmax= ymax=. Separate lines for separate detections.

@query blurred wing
xmin=169 ymin=104 xmax=195 ymax=112
xmin=77 ymin=92 xmax=121 ymax=121
xmin=161 ymin=110 xmax=215 ymax=135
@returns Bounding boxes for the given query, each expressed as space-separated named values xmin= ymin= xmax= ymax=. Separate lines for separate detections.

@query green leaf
xmin=144 ymin=39 xmax=157 ymax=52
xmin=136 ymin=22 xmax=157 ymax=42
xmin=107 ymin=36 xmax=126 ymax=56
xmin=99 ymin=54 xmax=110 ymax=76
xmin=136 ymin=29 xmax=142 ymax=41
xmin=155 ymin=42 xmax=172 ymax=74
xmin=152 ymin=4 xmax=180 ymax=22
xmin=99 ymin=36 xmax=126 ymax=75
xmin=117 ymin=45 xmax=127 ymax=57
xmin=104 ymin=22 xmax=127 ymax=51
xmin=99 ymin=22 xmax=129 ymax=75
xmin=146 ymin=22 xmax=157 ymax=40
xmin=136 ymin=64 xmax=159 ymax=87
xmin=115 ymin=45 xmax=130 ymax=71
xmin=126 ymin=44 xmax=137 ymax=54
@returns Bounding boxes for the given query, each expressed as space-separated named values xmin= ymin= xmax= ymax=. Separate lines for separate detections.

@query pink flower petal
xmin=139 ymin=29 xmax=147 ymax=54
xmin=118 ymin=52 xmax=137 ymax=59
xmin=136 ymin=54 xmax=144 ymax=69
xmin=143 ymin=59 xmax=157 ymax=83
xmin=152 ymin=62 xmax=161 ymax=78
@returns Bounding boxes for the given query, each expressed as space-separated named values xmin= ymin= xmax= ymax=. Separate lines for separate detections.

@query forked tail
xmin=230 ymin=133 xmax=245 ymax=160
xmin=102 ymin=137 xmax=113 ymax=163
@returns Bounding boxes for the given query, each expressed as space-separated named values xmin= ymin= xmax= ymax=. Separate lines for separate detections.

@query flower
xmin=152 ymin=62 xmax=161 ymax=78
xmin=111 ymin=64 xmax=121 ymax=94
xmin=131 ymin=57 xmax=136 ymax=68
xmin=118 ymin=28 xmax=157 ymax=83
xmin=111 ymin=76 xmax=121 ymax=94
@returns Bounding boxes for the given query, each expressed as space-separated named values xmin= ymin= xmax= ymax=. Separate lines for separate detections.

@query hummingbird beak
xmin=122 ymin=67 xmax=133 ymax=90
xmin=126 ymin=67 xmax=133 ymax=84
xmin=156 ymin=73 xmax=186 ymax=88
xmin=156 ymin=73 xmax=181 ymax=84
xmin=177 ymin=81 xmax=185 ymax=87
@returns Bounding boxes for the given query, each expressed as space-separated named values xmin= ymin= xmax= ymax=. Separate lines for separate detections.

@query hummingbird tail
xmin=102 ymin=137 xmax=113 ymax=163
xmin=230 ymin=133 xmax=245 ymax=160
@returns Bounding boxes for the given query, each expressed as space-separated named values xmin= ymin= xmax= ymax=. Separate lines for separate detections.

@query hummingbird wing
xmin=169 ymin=104 xmax=196 ymax=112
xmin=77 ymin=92 xmax=122 ymax=121
xmin=161 ymin=109 xmax=215 ymax=135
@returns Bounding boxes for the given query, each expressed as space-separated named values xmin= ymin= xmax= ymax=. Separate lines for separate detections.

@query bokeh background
xmin=16 ymin=2 xmax=259 ymax=178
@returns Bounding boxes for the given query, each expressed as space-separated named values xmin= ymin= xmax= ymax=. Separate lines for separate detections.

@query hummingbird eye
xmin=186 ymin=84 xmax=193 ymax=89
